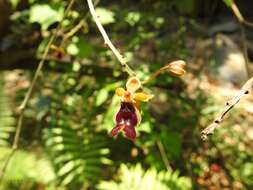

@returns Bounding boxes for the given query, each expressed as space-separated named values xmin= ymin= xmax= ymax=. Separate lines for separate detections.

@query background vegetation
xmin=0 ymin=0 xmax=253 ymax=189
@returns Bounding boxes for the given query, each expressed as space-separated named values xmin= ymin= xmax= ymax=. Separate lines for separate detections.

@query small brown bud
xmin=168 ymin=60 xmax=186 ymax=76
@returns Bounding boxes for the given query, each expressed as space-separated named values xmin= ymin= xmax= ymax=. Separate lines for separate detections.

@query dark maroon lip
xmin=115 ymin=102 xmax=138 ymax=126
xmin=110 ymin=102 xmax=138 ymax=140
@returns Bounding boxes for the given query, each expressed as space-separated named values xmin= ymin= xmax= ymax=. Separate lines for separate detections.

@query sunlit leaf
xmin=96 ymin=88 xmax=109 ymax=106
xmin=67 ymin=37 xmax=93 ymax=58
xmin=10 ymin=0 xmax=20 ymax=9
xmin=95 ymin=7 xmax=115 ymax=25
xmin=29 ymin=4 xmax=64 ymax=30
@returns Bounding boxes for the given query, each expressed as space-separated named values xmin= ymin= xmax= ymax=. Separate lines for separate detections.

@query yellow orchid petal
xmin=115 ymin=87 xmax=126 ymax=97
xmin=134 ymin=92 xmax=154 ymax=102
xmin=126 ymin=77 xmax=141 ymax=93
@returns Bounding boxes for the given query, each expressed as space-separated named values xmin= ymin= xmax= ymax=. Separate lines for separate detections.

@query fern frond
xmin=43 ymin=124 xmax=110 ymax=186
xmin=0 ymin=147 xmax=55 ymax=185
xmin=98 ymin=164 xmax=192 ymax=190
xmin=0 ymin=77 xmax=15 ymax=147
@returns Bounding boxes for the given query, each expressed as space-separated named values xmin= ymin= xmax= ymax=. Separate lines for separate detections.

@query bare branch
xmin=201 ymin=1 xmax=253 ymax=140
xmin=62 ymin=20 xmax=86 ymax=45
xmin=201 ymin=77 xmax=253 ymax=140
xmin=240 ymin=25 xmax=251 ymax=77
xmin=86 ymin=0 xmax=136 ymax=76
xmin=230 ymin=0 xmax=252 ymax=77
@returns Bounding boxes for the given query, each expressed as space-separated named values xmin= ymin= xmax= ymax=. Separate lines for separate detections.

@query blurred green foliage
xmin=0 ymin=0 xmax=252 ymax=190
xmin=0 ymin=79 xmax=15 ymax=147
xmin=97 ymin=164 xmax=192 ymax=190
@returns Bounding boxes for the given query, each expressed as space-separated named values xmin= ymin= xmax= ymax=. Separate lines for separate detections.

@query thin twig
xmin=201 ymin=77 xmax=253 ymax=140
xmin=86 ymin=0 xmax=136 ymax=76
xmin=0 ymin=0 xmax=75 ymax=183
xmin=62 ymin=20 xmax=86 ymax=45
xmin=156 ymin=140 xmax=172 ymax=171
xmin=60 ymin=0 xmax=100 ymax=48
xmin=240 ymin=25 xmax=251 ymax=77
xmin=202 ymin=0 xmax=253 ymax=140
xmin=231 ymin=1 xmax=253 ymax=28
xmin=231 ymin=0 xmax=252 ymax=77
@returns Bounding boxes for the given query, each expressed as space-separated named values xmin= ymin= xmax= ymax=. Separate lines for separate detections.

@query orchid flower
xmin=110 ymin=60 xmax=186 ymax=140
xmin=110 ymin=77 xmax=153 ymax=140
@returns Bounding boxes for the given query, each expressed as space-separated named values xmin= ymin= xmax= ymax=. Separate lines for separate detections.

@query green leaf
xmin=75 ymin=38 xmax=93 ymax=58
xmin=67 ymin=43 xmax=79 ymax=55
xmin=102 ymin=95 xmax=119 ymax=131
xmin=161 ymin=131 xmax=182 ymax=159
xmin=96 ymin=88 xmax=109 ymax=106
xmin=29 ymin=4 xmax=64 ymax=30
xmin=125 ymin=12 xmax=141 ymax=26
xmin=138 ymin=122 xmax=152 ymax=133
xmin=241 ymin=162 xmax=253 ymax=185
xmin=95 ymin=7 xmax=115 ymax=25
xmin=10 ymin=0 xmax=20 ymax=9
xmin=67 ymin=37 xmax=93 ymax=58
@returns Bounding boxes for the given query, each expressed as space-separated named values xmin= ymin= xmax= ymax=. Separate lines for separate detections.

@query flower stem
xmin=87 ymin=0 xmax=136 ymax=76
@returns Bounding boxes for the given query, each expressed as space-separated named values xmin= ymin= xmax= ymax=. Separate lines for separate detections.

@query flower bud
xmin=168 ymin=60 xmax=186 ymax=76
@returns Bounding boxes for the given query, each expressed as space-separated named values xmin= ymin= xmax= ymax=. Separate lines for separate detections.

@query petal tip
xmin=134 ymin=92 xmax=154 ymax=102
xmin=126 ymin=77 xmax=141 ymax=93
xmin=123 ymin=126 xmax=137 ymax=140
xmin=115 ymin=87 xmax=126 ymax=97
xmin=110 ymin=125 xmax=123 ymax=137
